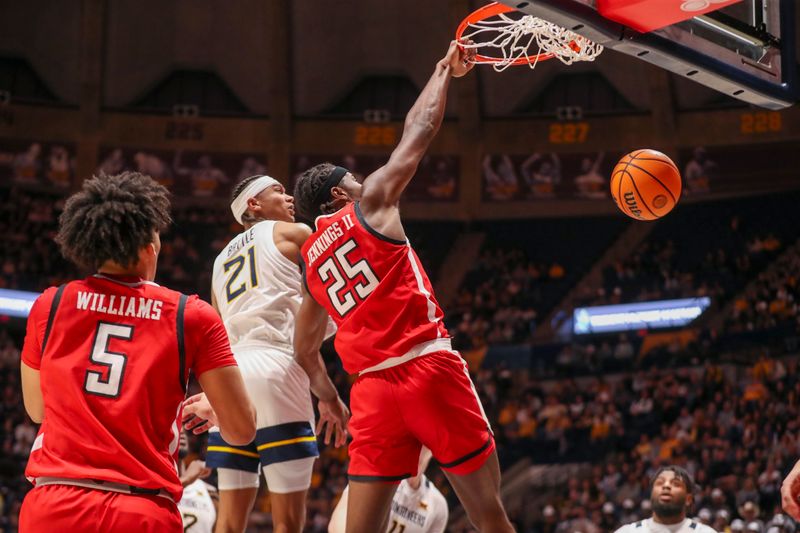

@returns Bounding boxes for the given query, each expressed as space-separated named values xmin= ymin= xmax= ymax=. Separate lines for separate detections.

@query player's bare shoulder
xmin=274 ymin=221 xmax=313 ymax=264
xmin=275 ymin=221 xmax=312 ymax=245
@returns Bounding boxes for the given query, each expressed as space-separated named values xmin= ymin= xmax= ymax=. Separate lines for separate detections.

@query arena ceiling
xmin=1 ymin=0 xmax=798 ymax=118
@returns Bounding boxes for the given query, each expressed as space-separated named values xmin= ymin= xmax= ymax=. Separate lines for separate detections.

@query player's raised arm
xmin=293 ymin=284 xmax=349 ymax=447
xmin=360 ymin=40 xmax=474 ymax=209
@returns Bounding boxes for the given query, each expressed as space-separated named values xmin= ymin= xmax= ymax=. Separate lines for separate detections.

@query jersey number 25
xmin=318 ymin=239 xmax=378 ymax=316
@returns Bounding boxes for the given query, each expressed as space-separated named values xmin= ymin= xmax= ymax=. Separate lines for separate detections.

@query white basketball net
xmin=460 ymin=14 xmax=604 ymax=72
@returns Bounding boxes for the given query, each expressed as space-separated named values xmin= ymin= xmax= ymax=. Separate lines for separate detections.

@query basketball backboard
xmin=496 ymin=0 xmax=798 ymax=109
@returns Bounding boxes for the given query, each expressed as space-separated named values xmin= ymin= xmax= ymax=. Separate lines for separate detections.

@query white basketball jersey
xmin=212 ymin=221 xmax=302 ymax=352
xmin=615 ymin=518 xmax=718 ymax=533
xmin=178 ymin=479 xmax=216 ymax=533
xmin=390 ymin=477 xmax=449 ymax=533
xmin=329 ymin=477 xmax=448 ymax=533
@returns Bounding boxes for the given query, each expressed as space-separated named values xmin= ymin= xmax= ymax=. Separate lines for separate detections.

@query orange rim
xmin=456 ymin=2 xmax=556 ymax=65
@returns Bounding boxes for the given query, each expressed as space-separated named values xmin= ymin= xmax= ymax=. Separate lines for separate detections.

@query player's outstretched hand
xmin=182 ymin=393 xmax=218 ymax=435
xmin=442 ymin=39 xmax=476 ymax=78
xmin=317 ymin=396 xmax=350 ymax=448
xmin=781 ymin=459 xmax=800 ymax=520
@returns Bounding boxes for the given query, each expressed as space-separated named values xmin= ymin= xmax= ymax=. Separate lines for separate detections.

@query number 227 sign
xmin=548 ymin=122 xmax=590 ymax=144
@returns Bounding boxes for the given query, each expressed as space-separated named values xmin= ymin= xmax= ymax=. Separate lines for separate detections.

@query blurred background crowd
xmin=1 ymin=183 xmax=800 ymax=532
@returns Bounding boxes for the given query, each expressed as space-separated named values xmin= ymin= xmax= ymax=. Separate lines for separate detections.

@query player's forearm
xmin=402 ymin=60 xmax=453 ymax=149
xmin=294 ymin=292 xmax=339 ymax=401
xmin=180 ymin=470 xmax=200 ymax=487
xmin=197 ymin=367 xmax=256 ymax=446
xmin=296 ymin=350 xmax=339 ymax=403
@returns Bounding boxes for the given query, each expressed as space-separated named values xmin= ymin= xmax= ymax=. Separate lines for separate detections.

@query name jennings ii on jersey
xmin=301 ymin=203 xmax=449 ymax=375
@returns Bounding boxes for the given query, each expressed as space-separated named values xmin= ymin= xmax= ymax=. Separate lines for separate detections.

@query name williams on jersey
xmin=75 ymin=291 xmax=164 ymax=321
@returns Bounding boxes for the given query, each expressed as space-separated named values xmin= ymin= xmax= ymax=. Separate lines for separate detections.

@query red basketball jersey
xmin=301 ymin=202 xmax=449 ymax=374
xmin=21 ymin=274 xmax=237 ymax=502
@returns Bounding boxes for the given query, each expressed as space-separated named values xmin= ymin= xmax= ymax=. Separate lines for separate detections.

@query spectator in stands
xmin=12 ymin=143 xmax=41 ymax=184
xmin=739 ymin=502 xmax=764 ymax=531
xmin=426 ymin=156 xmax=457 ymax=200
xmin=575 ymin=152 xmax=607 ymax=199
xmin=135 ymin=151 xmax=174 ymax=189
xmin=97 ymin=148 xmax=125 ymax=176
xmin=622 ymin=499 xmax=641 ymax=524
xmin=174 ymin=153 xmax=229 ymax=197
xmin=484 ymin=154 xmax=519 ymax=201
xmin=237 ymin=156 xmax=267 ymax=182
xmin=684 ymin=147 xmax=716 ymax=195
xmin=521 ymin=152 xmax=561 ymax=198
xmin=714 ymin=509 xmax=731 ymax=532
xmin=45 ymin=146 xmax=72 ymax=188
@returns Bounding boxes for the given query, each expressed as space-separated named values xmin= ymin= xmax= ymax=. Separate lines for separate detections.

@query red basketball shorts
xmin=347 ymin=349 xmax=495 ymax=481
xmin=20 ymin=484 xmax=182 ymax=532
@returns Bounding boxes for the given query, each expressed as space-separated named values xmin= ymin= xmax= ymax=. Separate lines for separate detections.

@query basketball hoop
xmin=456 ymin=2 xmax=604 ymax=72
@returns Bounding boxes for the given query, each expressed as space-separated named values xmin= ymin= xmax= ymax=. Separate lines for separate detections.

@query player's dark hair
xmin=650 ymin=465 xmax=696 ymax=495
xmin=231 ymin=174 xmax=264 ymax=204
xmin=57 ymin=172 xmax=171 ymax=271
xmin=293 ymin=162 xmax=340 ymax=222
xmin=231 ymin=174 xmax=264 ymax=224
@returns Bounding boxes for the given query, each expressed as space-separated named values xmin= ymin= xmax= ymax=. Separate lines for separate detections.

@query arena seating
xmin=449 ymin=216 xmax=629 ymax=348
xmin=2 ymin=184 xmax=800 ymax=532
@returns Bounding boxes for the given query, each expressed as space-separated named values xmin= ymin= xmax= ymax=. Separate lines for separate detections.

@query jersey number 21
xmin=223 ymin=246 xmax=258 ymax=303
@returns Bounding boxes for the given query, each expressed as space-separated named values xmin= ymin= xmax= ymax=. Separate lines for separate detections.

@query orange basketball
xmin=610 ymin=149 xmax=682 ymax=221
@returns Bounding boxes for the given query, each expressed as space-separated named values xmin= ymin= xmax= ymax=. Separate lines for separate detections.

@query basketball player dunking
xmin=291 ymin=40 xmax=514 ymax=532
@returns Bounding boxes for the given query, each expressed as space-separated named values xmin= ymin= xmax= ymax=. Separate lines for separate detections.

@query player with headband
xmin=292 ymin=41 xmax=514 ymax=532
xmin=185 ymin=174 xmax=348 ymax=533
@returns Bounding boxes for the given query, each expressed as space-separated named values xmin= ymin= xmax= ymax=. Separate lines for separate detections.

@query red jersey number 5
xmin=83 ymin=321 xmax=133 ymax=398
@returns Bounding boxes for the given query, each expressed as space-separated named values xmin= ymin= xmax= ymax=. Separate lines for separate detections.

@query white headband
xmin=230 ymin=175 xmax=280 ymax=224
